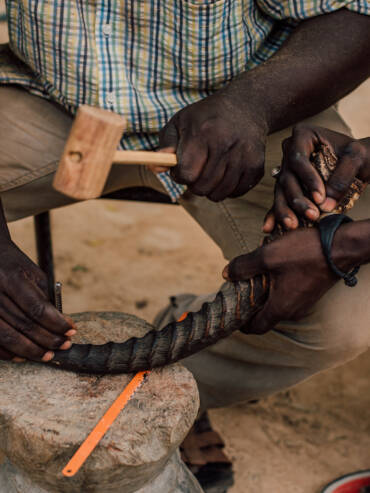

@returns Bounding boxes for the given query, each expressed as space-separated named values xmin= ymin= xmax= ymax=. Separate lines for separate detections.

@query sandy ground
xmin=1 ymin=9 xmax=370 ymax=493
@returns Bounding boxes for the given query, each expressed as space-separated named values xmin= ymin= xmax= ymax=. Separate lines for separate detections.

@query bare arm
xmin=225 ymin=9 xmax=370 ymax=133
xmin=160 ymin=9 xmax=370 ymax=202
xmin=223 ymin=218 xmax=370 ymax=332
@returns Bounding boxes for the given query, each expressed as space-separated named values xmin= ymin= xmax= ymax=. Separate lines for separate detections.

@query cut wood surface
xmin=0 ymin=312 xmax=199 ymax=493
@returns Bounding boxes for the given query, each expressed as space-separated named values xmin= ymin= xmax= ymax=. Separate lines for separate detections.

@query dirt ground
xmin=1 ymin=11 xmax=370 ymax=493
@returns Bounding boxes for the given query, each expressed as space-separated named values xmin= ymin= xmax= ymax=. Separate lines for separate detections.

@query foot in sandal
xmin=181 ymin=412 xmax=234 ymax=493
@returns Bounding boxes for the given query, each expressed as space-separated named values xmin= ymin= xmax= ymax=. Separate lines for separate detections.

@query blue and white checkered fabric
xmin=0 ymin=0 xmax=368 ymax=200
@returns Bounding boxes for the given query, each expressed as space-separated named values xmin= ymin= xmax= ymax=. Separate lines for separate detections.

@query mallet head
xmin=53 ymin=105 xmax=126 ymax=200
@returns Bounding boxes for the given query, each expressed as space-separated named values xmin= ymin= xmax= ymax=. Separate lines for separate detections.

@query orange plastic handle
xmin=62 ymin=370 xmax=149 ymax=477
xmin=177 ymin=312 xmax=188 ymax=322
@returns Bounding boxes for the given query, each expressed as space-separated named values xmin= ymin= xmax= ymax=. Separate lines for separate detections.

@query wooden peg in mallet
xmin=53 ymin=105 xmax=177 ymax=200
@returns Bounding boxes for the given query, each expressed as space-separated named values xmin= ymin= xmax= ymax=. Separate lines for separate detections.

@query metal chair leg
xmin=32 ymin=188 xmax=175 ymax=305
xmin=34 ymin=212 xmax=55 ymax=304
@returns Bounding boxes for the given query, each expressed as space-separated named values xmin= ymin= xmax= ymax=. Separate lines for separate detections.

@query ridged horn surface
xmin=50 ymin=277 xmax=267 ymax=374
xmin=48 ymin=146 xmax=366 ymax=374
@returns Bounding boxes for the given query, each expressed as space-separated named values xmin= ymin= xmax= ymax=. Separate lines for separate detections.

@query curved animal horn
xmin=50 ymin=277 xmax=268 ymax=374
xmin=49 ymin=145 xmax=366 ymax=374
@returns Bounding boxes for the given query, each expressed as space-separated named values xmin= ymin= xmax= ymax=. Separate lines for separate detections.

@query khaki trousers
xmin=1 ymin=86 xmax=369 ymax=410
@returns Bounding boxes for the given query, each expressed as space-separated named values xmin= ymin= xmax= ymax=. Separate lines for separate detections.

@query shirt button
xmin=102 ymin=24 xmax=112 ymax=36
xmin=106 ymin=92 xmax=115 ymax=105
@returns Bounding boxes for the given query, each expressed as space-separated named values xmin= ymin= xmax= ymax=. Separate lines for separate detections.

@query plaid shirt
xmin=0 ymin=0 xmax=368 ymax=200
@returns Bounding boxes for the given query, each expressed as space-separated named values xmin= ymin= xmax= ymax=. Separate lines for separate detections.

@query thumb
xmin=159 ymin=117 xmax=179 ymax=151
xmin=223 ymin=248 xmax=265 ymax=282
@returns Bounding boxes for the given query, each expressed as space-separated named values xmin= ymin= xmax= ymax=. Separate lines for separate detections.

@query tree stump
xmin=0 ymin=312 xmax=202 ymax=493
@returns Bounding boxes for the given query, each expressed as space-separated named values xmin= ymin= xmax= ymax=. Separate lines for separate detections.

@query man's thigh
xmin=180 ymin=106 xmax=363 ymax=260
xmin=184 ymin=261 xmax=370 ymax=411
xmin=180 ymin=106 xmax=370 ymax=409
xmin=0 ymin=86 xmax=165 ymax=221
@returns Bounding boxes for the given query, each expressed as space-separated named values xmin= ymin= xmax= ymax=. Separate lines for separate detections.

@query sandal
xmin=181 ymin=412 xmax=234 ymax=493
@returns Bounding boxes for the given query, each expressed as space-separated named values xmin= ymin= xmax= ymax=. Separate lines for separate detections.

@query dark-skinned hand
xmin=153 ymin=92 xmax=267 ymax=202
xmin=222 ymin=224 xmax=356 ymax=333
xmin=264 ymin=126 xmax=370 ymax=232
xmin=0 ymin=237 xmax=76 ymax=362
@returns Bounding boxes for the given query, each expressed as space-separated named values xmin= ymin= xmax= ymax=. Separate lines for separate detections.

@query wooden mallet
xmin=53 ymin=105 xmax=177 ymax=200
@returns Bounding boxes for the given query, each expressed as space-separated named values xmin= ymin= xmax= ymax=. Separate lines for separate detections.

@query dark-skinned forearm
xmin=223 ymin=9 xmax=370 ymax=134
xmin=333 ymin=219 xmax=370 ymax=271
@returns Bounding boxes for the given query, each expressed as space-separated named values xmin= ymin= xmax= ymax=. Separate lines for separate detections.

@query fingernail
xmin=313 ymin=191 xmax=324 ymax=204
xmin=12 ymin=357 xmax=26 ymax=363
xmin=320 ymin=198 xmax=337 ymax=212
xmin=262 ymin=218 xmax=272 ymax=232
xmin=306 ymin=208 xmax=319 ymax=220
xmin=284 ymin=217 xmax=293 ymax=228
xmin=64 ymin=329 xmax=77 ymax=337
xmin=42 ymin=351 xmax=54 ymax=362
xmin=59 ymin=340 xmax=72 ymax=350
xmin=222 ymin=266 xmax=230 ymax=280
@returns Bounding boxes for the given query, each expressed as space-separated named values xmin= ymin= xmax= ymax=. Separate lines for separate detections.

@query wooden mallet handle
xmin=113 ymin=150 xmax=177 ymax=167
xmin=53 ymin=105 xmax=177 ymax=200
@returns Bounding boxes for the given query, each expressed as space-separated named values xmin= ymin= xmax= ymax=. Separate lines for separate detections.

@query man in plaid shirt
xmin=0 ymin=1 xmax=369 ymax=489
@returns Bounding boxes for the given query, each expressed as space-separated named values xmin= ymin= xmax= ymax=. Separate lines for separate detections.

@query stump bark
xmin=0 ymin=312 xmax=202 ymax=493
